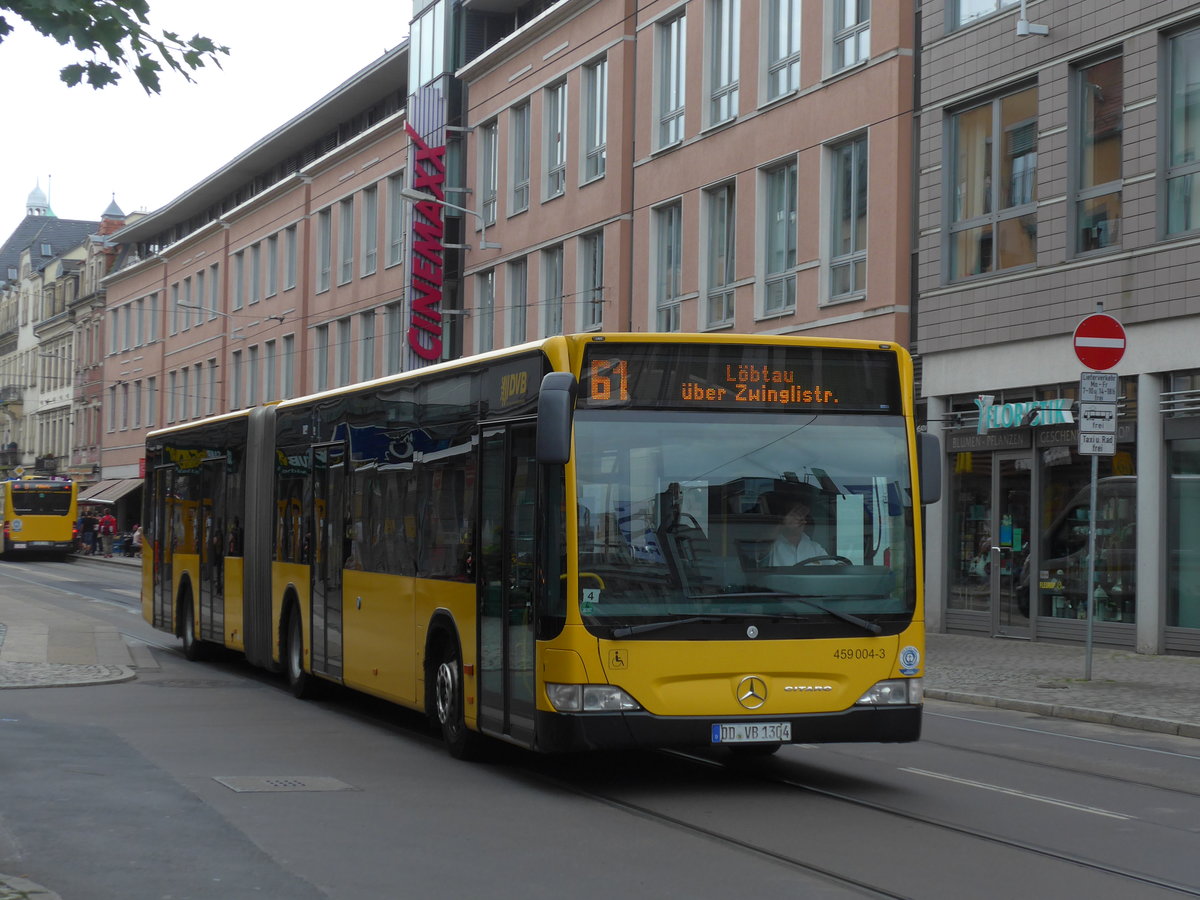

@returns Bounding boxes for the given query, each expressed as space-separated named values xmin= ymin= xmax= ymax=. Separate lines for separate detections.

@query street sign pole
xmin=1085 ymin=453 xmax=1098 ymax=680
xmin=1075 ymin=310 xmax=1125 ymax=682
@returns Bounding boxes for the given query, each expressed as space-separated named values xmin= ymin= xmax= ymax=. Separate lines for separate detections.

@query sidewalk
xmin=0 ymin=552 xmax=138 ymax=690
xmin=924 ymin=631 xmax=1200 ymax=739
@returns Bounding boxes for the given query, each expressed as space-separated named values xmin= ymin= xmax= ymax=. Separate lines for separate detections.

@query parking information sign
xmin=1080 ymin=371 xmax=1119 ymax=403
xmin=1078 ymin=370 xmax=1117 ymax=457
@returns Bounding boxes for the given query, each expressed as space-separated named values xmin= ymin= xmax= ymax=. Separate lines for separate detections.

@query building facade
xmin=0 ymin=188 xmax=104 ymax=479
xmin=454 ymin=0 xmax=914 ymax=350
xmin=101 ymin=1 xmax=916 ymax=524
xmin=917 ymin=0 xmax=1200 ymax=654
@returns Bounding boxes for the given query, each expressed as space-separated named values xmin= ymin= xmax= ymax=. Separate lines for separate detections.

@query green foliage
xmin=0 ymin=0 xmax=229 ymax=94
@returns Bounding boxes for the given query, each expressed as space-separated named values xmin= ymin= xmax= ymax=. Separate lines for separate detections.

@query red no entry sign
xmin=1073 ymin=313 xmax=1126 ymax=370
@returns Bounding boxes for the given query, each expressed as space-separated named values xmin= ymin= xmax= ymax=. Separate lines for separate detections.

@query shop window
xmin=1167 ymin=439 xmax=1200 ymax=628
xmin=1036 ymin=444 xmax=1137 ymax=622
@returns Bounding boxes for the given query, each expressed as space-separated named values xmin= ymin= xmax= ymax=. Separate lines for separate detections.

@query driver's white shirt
xmin=768 ymin=533 xmax=828 ymax=566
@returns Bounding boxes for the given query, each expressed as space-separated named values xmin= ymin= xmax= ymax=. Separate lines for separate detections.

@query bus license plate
xmin=711 ymin=722 xmax=791 ymax=744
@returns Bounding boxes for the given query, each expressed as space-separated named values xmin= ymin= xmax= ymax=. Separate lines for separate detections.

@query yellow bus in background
xmin=1 ymin=477 xmax=79 ymax=557
xmin=142 ymin=334 xmax=940 ymax=758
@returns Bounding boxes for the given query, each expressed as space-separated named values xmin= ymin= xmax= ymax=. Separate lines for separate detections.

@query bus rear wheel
xmin=285 ymin=609 xmax=313 ymax=699
xmin=179 ymin=593 xmax=205 ymax=661
xmin=434 ymin=644 xmax=483 ymax=760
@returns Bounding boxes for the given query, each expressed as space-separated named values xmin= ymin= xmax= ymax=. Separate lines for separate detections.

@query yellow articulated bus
xmin=142 ymin=334 xmax=940 ymax=758
xmin=1 ymin=477 xmax=79 ymax=557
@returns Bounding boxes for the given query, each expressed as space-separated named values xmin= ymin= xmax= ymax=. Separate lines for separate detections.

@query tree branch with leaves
xmin=0 ymin=0 xmax=228 ymax=93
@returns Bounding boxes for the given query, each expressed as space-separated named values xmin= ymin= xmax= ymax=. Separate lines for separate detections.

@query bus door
xmin=198 ymin=458 xmax=225 ymax=643
xmin=310 ymin=442 xmax=345 ymax=680
xmin=478 ymin=423 xmax=538 ymax=745
xmin=151 ymin=465 xmax=173 ymax=631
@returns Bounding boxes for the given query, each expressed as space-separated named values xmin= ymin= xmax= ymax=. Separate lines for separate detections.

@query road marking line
xmin=901 ymin=767 xmax=1132 ymax=820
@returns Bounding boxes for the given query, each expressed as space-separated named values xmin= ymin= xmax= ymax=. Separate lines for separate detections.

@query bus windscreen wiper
xmin=687 ymin=591 xmax=884 ymax=635
xmin=611 ymin=615 xmax=729 ymax=638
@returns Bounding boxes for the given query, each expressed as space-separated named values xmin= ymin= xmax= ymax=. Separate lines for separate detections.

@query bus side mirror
xmin=918 ymin=432 xmax=942 ymax=505
xmin=536 ymin=372 xmax=577 ymax=465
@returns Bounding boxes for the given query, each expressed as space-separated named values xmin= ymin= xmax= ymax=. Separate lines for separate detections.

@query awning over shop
xmin=79 ymin=478 xmax=142 ymax=505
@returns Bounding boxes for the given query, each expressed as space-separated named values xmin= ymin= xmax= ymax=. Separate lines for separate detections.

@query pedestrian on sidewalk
xmin=98 ymin=509 xmax=117 ymax=557
xmin=130 ymin=524 xmax=143 ymax=558
xmin=79 ymin=508 xmax=98 ymax=555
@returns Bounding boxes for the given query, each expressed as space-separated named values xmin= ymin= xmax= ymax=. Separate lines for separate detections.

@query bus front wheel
xmin=434 ymin=644 xmax=483 ymax=760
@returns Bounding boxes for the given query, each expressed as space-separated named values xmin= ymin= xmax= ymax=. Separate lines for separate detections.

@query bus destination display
xmin=579 ymin=344 xmax=901 ymax=413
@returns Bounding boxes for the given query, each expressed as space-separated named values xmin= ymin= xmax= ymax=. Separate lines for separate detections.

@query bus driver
xmin=768 ymin=502 xmax=827 ymax=566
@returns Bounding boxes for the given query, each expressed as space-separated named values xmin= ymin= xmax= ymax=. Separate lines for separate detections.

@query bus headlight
xmin=855 ymin=678 xmax=922 ymax=706
xmin=546 ymin=683 xmax=642 ymax=712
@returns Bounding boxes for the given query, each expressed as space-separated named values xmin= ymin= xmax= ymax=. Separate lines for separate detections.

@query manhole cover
xmin=214 ymin=776 xmax=357 ymax=793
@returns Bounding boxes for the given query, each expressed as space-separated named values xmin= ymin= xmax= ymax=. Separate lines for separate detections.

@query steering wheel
xmin=794 ymin=554 xmax=853 ymax=567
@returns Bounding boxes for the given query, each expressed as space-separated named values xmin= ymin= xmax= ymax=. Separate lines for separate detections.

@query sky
xmin=0 ymin=0 xmax=412 ymax=238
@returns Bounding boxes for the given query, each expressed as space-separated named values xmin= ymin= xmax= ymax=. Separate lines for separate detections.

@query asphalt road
xmin=2 ymin=558 xmax=1198 ymax=899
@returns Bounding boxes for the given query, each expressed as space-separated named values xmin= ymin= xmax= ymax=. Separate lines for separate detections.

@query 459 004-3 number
xmin=833 ymin=648 xmax=886 ymax=661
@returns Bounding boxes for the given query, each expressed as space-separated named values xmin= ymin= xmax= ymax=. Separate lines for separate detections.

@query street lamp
xmin=398 ymin=186 xmax=501 ymax=250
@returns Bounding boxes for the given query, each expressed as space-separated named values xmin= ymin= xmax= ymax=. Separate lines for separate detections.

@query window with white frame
xmin=170 ymin=282 xmax=180 ymax=334
xmin=832 ymin=0 xmax=870 ymax=73
xmin=829 ymin=134 xmax=868 ymax=300
xmin=337 ymin=317 xmax=352 ymax=386
xmin=282 ymin=334 xmax=295 ymax=397
xmin=387 ymin=174 xmax=405 ymax=267
xmin=655 ymin=201 xmax=683 ymax=331
xmin=763 ymin=160 xmax=797 ymax=314
xmin=146 ymin=376 xmax=157 ymax=427
xmin=339 ymin=198 xmax=354 ymax=285
xmin=208 ymin=264 xmax=219 ymax=319
xmin=952 ymin=0 xmax=1018 ymax=29
xmin=317 ymin=208 xmax=332 ymax=292
xmin=247 ymin=345 xmax=259 ymax=406
xmin=584 ymin=58 xmax=608 ymax=180
xmin=267 ymin=234 xmax=278 ymax=296
xmin=359 ymin=312 xmax=375 ymax=382
xmin=1167 ymin=28 xmax=1200 ymax=236
xmin=545 ymin=82 xmax=567 ymax=198
xmin=543 ymin=246 xmax=564 ymax=336
xmin=194 ymin=270 xmax=205 ymax=331
xmin=949 ymin=86 xmax=1038 ymax=279
xmin=705 ymin=182 xmax=736 ymax=326
xmin=264 ymin=341 xmax=277 ymax=402
xmin=233 ymin=251 xmax=245 ymax=309
xmin=284 ymin=226 xmax=297 ymax=289
xmin=580 ymin=231 xmax=604 ymax=329
xmin=230 ymin=350 xmax=242 ymax=411
xmin=181 ymin=277 xmax=192 ymax=332
xmin=658 ymin=13 xmax=686 ymax=148
xmin=766 ymin=0 xmax=800 ymax=100
xmin=384 ymin=304 xmax=403 ymax=374
xmin=207 ymin=359 xmax=217 ymax=416
xmin=361 ymin=186 xmax=378 ymax=276
xmin=249 ymin=242 xmax=261 ymax=303
xmin=508 ymin=258 xmax=527 ymax=345
xmin=1073 ymin=55 xmax=1122 ymax=252
xmin=511 ymin=102 xmax=531 ymax=213
xmin=314 ymin=324 xmax=329 ymax=392
xmin=709 ymin=0 xmax=739 ymax=125
xmin=192 ymin=363 xmax=202 ymax=419
xmin=481 ymin=121 xmax=498 ymax=225
xmin=477 ymin=269 xmax=495 ymax=352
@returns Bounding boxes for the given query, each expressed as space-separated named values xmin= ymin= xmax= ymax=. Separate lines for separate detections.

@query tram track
xmin=650 ymin=748 xmax=1200 ymax=898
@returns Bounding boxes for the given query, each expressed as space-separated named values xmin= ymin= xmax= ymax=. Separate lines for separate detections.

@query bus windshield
xmin=574 ymin=410 xmax=914 ymax=636
xmin=11 ymin=485 xmax=73 ymax=516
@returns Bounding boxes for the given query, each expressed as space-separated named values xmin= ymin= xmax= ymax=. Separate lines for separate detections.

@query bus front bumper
xmin=534 ymin=704 xmax=922 ymax=753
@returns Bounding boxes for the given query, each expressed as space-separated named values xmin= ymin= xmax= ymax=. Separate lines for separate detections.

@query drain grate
xmin=214 ymin=776 xmax=357 ymax=793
